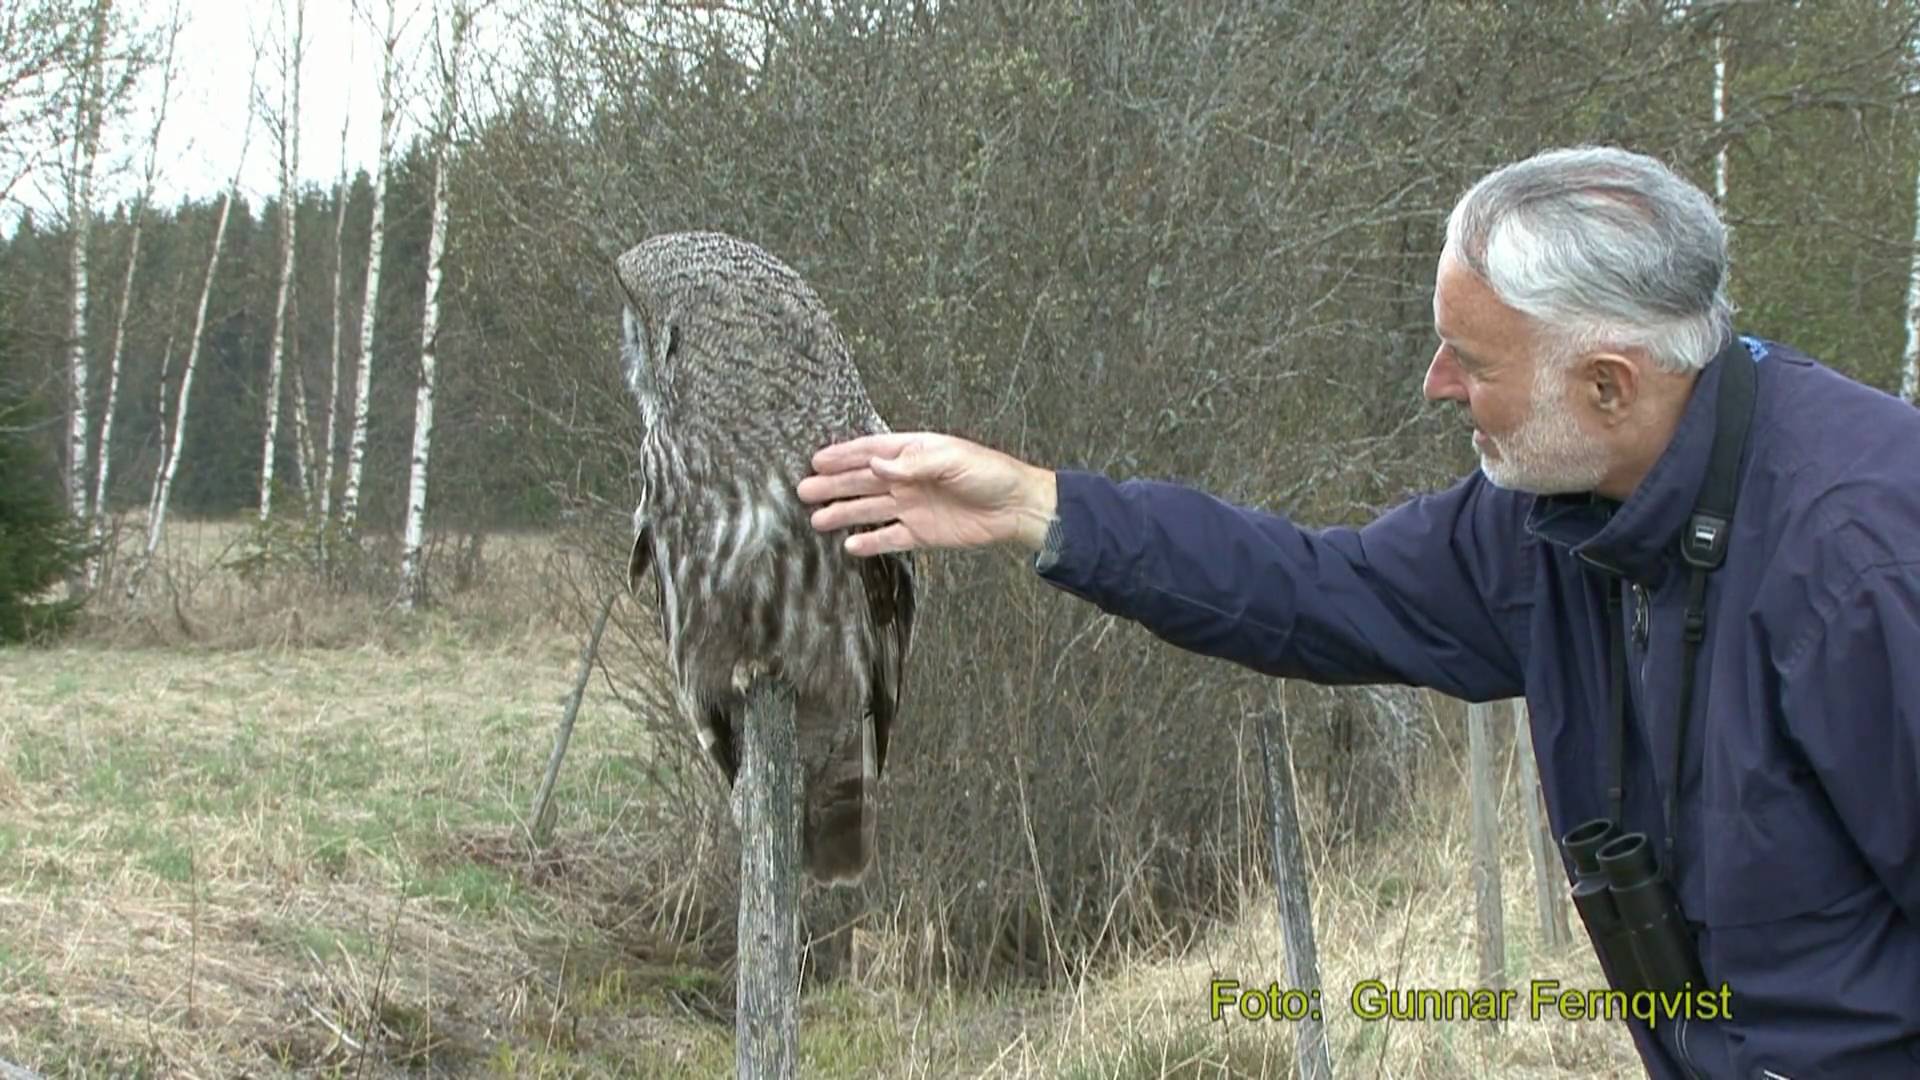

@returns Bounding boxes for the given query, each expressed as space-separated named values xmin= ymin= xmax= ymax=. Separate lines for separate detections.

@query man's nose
xmin=1424 ymin=346 xmax=1463 ymax=403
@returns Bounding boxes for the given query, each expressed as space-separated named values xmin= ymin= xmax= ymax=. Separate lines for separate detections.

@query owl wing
xmin=627 ymin=522 xmax=653 ymax=596
xmin=629 ymin=487 xmax=741 ymax=783
xmin=861 ymin=547 xmax=916 ymax=778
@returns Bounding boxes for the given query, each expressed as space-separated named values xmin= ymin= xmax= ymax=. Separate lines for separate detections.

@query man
xmin=796 ymin=146 xmax=1920 ymax=1078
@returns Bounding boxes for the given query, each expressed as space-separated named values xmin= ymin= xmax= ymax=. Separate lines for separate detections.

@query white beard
xmin=1476 ymin=364 xmax=1611 ymax=495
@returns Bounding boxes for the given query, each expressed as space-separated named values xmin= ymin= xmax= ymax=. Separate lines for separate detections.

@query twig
xmin=528 ymin=588 xmax=619 ymax=846
xmin=356 ymin=896 xmax=404 ymax=1079
xmin=303 ymin=995 xmax=366 ymax=1054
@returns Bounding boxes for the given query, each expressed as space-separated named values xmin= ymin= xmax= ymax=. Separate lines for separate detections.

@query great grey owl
xmin=614 ymin=230 xmax=916 ymax=885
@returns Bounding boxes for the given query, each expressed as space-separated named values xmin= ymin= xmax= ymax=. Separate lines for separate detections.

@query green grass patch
xmin=0 ymin=937 xmax=49 ymax=993
xmin=404 ymin=861 xmax=519 ymax=915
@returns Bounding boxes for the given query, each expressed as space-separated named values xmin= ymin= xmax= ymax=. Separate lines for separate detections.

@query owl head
xmin=619 ymin=301 xmax=673 ymax=426
xmin=614 ymin=245 xmax=682 ymax=427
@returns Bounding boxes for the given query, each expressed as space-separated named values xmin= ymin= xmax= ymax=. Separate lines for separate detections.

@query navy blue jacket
xmin=1034 ymin=338 xmax=1920 ymax=1079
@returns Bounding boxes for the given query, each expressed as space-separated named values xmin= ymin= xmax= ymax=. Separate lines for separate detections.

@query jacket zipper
xmin=1675 ymin=1015 xmax=1706 ymax=1079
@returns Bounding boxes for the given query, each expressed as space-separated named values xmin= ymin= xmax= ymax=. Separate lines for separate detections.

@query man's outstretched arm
xmin=799 ymin=432 xmax=1532 ymax=702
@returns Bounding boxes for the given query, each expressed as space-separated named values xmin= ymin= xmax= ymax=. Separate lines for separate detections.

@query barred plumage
xmin=615 ymin=230 xmax=915 ymax=885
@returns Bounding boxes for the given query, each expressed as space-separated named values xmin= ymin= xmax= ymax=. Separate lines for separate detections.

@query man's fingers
xmin=845 ymin=522 xmax=916 ymax=557
xmin=869 ymin=449 xmax=934 ymax=482
xmin=795 ymin=468 xmax=889 ymax=505
xmin=809 ymin=493 xmax=902 ymax=532
xmin=810 ymin=432 xmax=919 ymax=474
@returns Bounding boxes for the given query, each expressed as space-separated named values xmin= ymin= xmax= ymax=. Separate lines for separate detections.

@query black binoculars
xmin=1561 ymin=818 xmax=1707 ymax=994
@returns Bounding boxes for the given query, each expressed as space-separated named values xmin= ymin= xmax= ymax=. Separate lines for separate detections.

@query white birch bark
xmin=291 ymin=365 xmax=318 ymax=507
xmin=1900 ymin=163 xmax=1920 ymax=404
xmin=401 ymin=0 xmax=469 ymax=609
xmin=292 ymin=358 xmax=318 ymax=513
xmin=143 ymin=323 xmax=176 ymax=527
xmin=139 ymin=190 xmax=235 ymax=591
xmin=1900 ymin=33 xmax=1920 ymax=406
xmin=258 ymin=0 xmax=304 ymax=521
xmin=64 ymin=0 xmax=109 ymax=531
xmin=134 ymin=54 xmax=260 ymax=596
xmin=321 ymin=42 xmax=353 ymax=523
xmin=88 ymin=207 xmax=138 ymax=579
xmin=1713 ymin=15 xmax=1735 ymax=300
xmin=87 ymin=5 xmax=178 ymax=587
xmin=1713 ymin=26 xmax=1728 ymax=215
xmin=144 ymin=267 xmax=186 ymax=529
xmin=341 ymin=0 xmax=402 ymax=534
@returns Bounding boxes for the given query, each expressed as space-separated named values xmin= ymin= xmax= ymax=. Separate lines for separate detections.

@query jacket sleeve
xmin=1779 ymin=558 xmax=1920 ymax=927
xmin=1033 ymin=468 xmax=1532 ymax=701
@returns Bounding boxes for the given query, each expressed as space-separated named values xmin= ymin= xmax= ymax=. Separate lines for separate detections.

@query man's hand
xmin=796 ymin=432 xmax=1058 ymax=557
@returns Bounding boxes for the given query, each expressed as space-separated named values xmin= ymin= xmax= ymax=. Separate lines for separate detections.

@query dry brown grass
xmin=974 ymin=759 xmax=1650 ymax=1080
xmin=0 ymin=516 xmax=1646 ymax=1077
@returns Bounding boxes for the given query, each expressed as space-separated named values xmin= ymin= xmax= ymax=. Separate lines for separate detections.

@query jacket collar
xmin=1524 ymin=336 xmax=1754 ymax=587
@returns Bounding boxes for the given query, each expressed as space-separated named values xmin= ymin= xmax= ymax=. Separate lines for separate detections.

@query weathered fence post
xmin=1254 ymin=685 xmax=1334 ymax=1080
xmin=1467 ymin=699 xmax=1506 ymax=1027
xmin=1511 ymin=698 xmax=1571 ymax=947
xmin=736 ymin=674 xmax=801 ymax=1079
xmin=527 ymin=588 xmax=619 ymax=848
xmin=0 ymin=1057 xmax=46 ymax=1080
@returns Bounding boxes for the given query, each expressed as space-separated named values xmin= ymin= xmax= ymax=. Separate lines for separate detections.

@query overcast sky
xmin=146 ymin=0 xmax=439 ymax=206
xmin=9 ymin=0 xmax=470 ymax=229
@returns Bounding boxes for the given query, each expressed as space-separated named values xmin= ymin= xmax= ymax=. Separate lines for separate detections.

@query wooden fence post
xmin=736 ymin=674 xmax=800 ymax=1079
xmin=0 ymin=1057 xmax=46 ymax=1080
xmin=1511 ymin=698 xmax=1571 ymax=947
xmin=1255 ymin=686 xmax=1334 ymax=1080
xmin=1467 ymin=699 xmax=1506 ymax=1027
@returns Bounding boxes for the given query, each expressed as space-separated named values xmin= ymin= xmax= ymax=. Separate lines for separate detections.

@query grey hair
xmin=1445 ymin=145 xmax=1734 ymax=374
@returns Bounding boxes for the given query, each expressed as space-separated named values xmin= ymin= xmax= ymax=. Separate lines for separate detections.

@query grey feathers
xmin=614 ymin=230 xmax=914 ymax=885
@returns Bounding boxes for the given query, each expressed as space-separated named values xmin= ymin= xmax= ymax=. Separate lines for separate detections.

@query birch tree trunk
xmin=144 ymin=289 xmax=180 ymax=529
xmin=64 ymin=0 xmax=109 ymax=534
xmin=133 ymin=56 xmax=260 ymax=597
xmin=401 ymin=0 xmax=470 ymax=610
xmin=321 ymin=61 xmax=352 ymax=523
xmin=258 ymin=0 xmax=304 ymax=521
xmin=88 ymin=5 xmax=178 ymax=587
xmin=1712 ymin=15 xmax=1733 ymax=292
xmin=291 ymin=350 xmax=317 ymax=515
xmin=1713 ymin=24 xmax=1728 ymax=217
xmin=341 ymin=0 xmax=402 ymax=535
xmin=1902 ymin=160 xmax=1920 ymax=404
xmin=89 ymin=209 xmax=139 ymax=580
xmin=138 ymin=190 xmax=235 ymax=591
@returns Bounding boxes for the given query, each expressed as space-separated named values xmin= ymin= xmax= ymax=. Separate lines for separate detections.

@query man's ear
xmin=1584 ymin=351 xmax=1639 ymax=420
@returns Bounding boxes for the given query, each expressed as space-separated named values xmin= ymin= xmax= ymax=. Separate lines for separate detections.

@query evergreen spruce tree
xmin=0 ymin=367 xmax=91 ymax=644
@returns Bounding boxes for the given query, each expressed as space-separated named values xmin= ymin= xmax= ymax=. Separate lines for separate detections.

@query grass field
xmin=0 ymin=519 xmax=1649 ymax=1078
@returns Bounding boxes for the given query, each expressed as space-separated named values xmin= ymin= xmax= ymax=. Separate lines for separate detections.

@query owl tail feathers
xmin=803 ymin=771 xmax=877 ymax=886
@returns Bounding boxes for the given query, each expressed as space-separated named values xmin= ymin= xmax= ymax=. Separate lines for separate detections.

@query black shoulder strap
xmin=1607 ymin=586 xmax=1627 ymax=825
xmin=1681 ymin=336 xmax=1758 ymax=576
xmin=1664 ymin=337 xmax=1758 ymax=862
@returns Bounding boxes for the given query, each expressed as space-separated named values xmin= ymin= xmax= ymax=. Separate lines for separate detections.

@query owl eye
xmin=665 ymin=323 xmax=680 ymax=361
